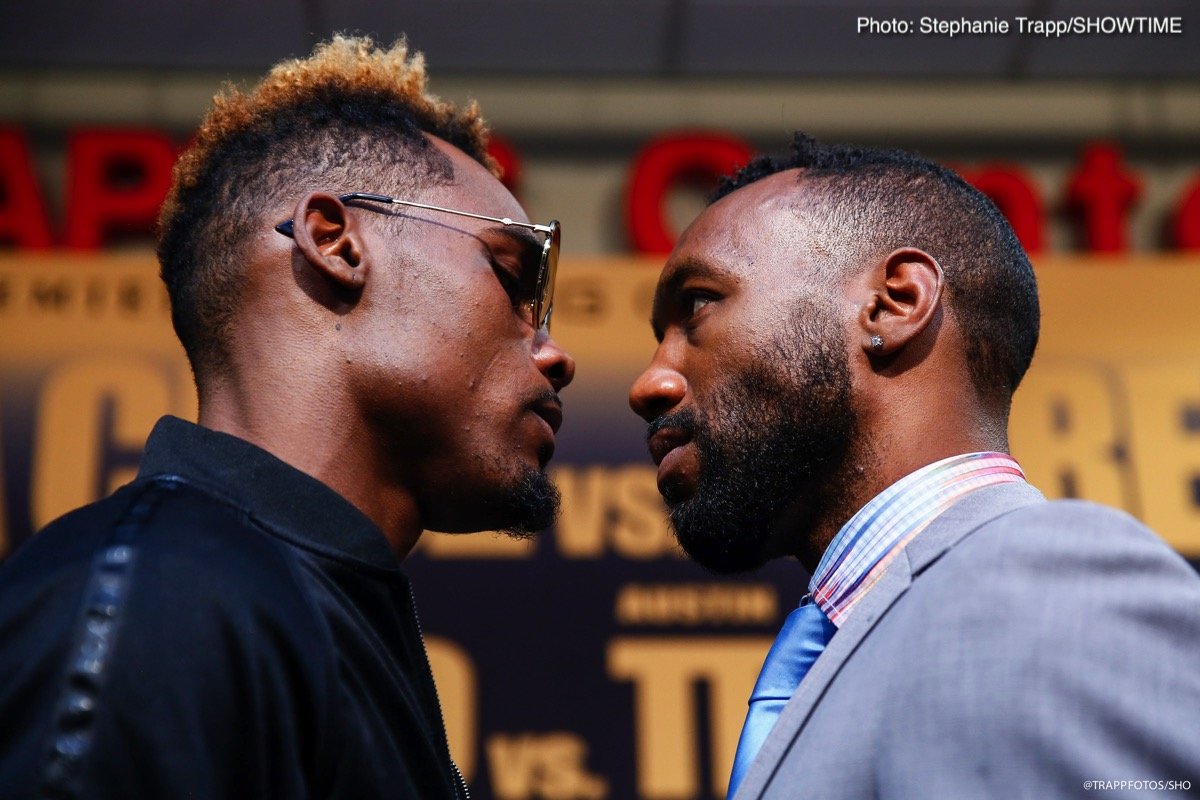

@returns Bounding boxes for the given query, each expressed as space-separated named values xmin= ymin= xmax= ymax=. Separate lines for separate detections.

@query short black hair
xmin=713 ymin=132 xmax=1039 ymax=406
xmin=157 ymin=35 xmax=495 ymax=383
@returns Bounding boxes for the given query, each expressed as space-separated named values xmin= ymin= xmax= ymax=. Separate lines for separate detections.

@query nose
xmin=533 ymin=330 xmax=576 ymax=392
xmin=629 ymin=358 xmax=687 ymax=422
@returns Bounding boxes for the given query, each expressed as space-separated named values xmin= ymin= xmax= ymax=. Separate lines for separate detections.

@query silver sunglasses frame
xmin=276 ymin=192 xmax=559 ymax=330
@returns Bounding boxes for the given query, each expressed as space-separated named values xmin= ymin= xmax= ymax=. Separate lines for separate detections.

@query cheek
xmin=442 ymin=339 xmax=530 ymax=423
xmin=678 ymin=343 xmax=749 ymax=404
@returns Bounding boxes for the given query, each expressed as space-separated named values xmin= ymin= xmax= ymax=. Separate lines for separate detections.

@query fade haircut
xmin=157 ymin=35 xmax=496 ymax=381
xmin=713 ymin=132 xmax=1039 ymax=406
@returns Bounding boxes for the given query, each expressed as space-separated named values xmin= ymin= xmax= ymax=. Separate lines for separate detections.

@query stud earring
xmin=870 ymin=335 xmax=884 ymax=352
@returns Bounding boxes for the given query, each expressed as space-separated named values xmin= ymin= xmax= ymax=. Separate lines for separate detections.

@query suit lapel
xmin=732 ymin=481 xmax=1046 ymax=799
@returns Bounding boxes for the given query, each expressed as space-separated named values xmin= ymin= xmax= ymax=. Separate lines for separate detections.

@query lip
xmin=530 ymin=399 xmax=563 ymax=435
xmin=649 ymin=429 xmax=697 ymax=502
xmin=647 ymin=428 xmax=691 ymax=467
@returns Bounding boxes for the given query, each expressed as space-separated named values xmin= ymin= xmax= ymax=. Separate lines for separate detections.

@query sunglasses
xmin=276 ymin=192 xmax=560 ymax=330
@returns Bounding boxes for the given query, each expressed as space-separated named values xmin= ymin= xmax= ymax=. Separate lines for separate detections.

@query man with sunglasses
xmin=0 ymin=36 xmax=571 ymax=799
xmin=631 ymin=133 xmax=1200 ymax=798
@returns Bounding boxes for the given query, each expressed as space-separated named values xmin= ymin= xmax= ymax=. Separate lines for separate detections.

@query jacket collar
xmin=137 ymin=416 xmax=402 ymax=574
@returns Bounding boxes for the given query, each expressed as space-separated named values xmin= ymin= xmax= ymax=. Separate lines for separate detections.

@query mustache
xmin=646 ymin=407 xmax=698 ymax=442
xmin=528 ymin=388 xmax=562 ymax=408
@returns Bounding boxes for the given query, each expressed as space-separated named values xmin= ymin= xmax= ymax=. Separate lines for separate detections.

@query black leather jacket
xmin=0 ymin=416 xmax=465 ymax=799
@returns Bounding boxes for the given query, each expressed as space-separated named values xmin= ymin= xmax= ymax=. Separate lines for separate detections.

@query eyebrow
xmin=649 ymin=258 xmax=738 ymax=341
xmin=659 ymin=259 xmax=738 ymax=294
xmin=484 ymin=225 xmax=541 ymax=253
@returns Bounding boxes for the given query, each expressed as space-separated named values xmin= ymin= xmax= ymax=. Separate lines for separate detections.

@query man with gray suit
xmin=629 ymin=132 xmax=1200 ymax=798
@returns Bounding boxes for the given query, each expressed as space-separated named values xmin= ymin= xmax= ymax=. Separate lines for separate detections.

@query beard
xmin=655 ymin=299 xmax=859 ymax=573
xmin=494 ymin=465 xmax=561 ymax=538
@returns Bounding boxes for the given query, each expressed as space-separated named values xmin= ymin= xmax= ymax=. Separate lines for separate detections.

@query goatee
xmin=497 ymin=466 xmax=561 ymax=538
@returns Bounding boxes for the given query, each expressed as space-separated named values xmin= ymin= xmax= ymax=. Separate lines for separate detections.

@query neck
xmin=198 ymin=378 xmax=425 ymax=559
xmin=792 ymin=394 xmax=1008 ymax=574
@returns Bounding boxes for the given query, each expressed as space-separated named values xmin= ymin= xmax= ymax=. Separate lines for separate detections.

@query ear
xmin=289 ymin=192 xmax=367 ymax=290
xmin=857 ymin=248 xmax=944 ymax=358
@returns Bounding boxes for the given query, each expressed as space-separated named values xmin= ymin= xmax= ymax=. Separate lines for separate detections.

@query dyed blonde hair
xmin=157 ymin=35 xmax=495 ymax=377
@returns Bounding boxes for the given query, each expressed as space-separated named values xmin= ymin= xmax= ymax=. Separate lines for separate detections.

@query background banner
xmin=2 ymin=253 xmax=1199 ymax=799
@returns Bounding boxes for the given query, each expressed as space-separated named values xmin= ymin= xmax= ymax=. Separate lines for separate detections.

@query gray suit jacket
xmin=736 ymin=483 xmax=1200 ymax=799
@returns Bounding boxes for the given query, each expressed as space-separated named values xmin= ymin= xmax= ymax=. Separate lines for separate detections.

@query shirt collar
xmin=137 ymin=416 xmax=402 ymax=574
xmin=808 ymin=452 xmax=1026 ymax=626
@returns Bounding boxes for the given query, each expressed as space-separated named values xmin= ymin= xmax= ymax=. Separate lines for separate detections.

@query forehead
xmin=425 ymin=135 xmax=529 ymax=224
xmin=661 ymin=168 xmax=818 ymax=288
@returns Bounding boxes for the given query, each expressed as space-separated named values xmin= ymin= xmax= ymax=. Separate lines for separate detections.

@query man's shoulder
xmin=23 ymin=475 xmax=288 ymax=565
xmin=900 ymin=493 xmax=1200 ymax=634
xmin=993 ymin=494 xmax=1151 ymax=538
xmin=2 ymin=475 xmax=326 ymax=639
xmin=948 ymin=495 xmax=1197 ymax=581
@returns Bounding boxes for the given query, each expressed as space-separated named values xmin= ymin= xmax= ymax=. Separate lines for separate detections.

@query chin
xmin=428 ymin=463 xmax=560 ymax=537
xmin=496 ymin=465 xmax=560 ymax=536
xmin=668 ymin=496 xmax=776 ymax=575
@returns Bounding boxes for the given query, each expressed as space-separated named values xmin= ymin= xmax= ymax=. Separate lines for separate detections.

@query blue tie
xmin=727 ymin=597 xmax=837 ymax=799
